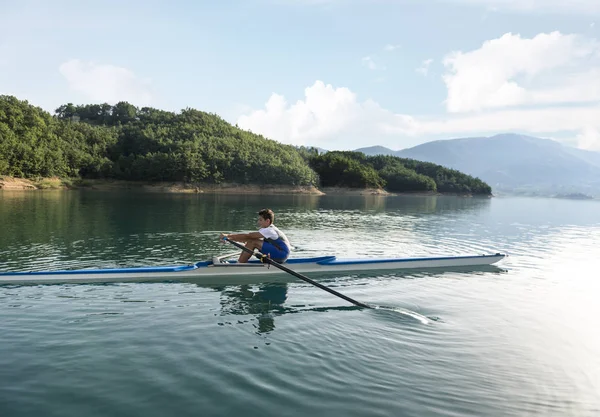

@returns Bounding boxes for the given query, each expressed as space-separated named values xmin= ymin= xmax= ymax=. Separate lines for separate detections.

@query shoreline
xmin=0 ymin=176 xmax=487 ymax=197
xmin=0 ymin=177 xmax=325 ymax=195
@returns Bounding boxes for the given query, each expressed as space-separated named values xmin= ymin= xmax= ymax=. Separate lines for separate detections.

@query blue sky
xmin=1 ymin=0 xmax=599 ymax=151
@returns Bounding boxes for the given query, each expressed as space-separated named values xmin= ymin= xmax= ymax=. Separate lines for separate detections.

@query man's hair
xmin=258 ymin=208 xmax=274 ymax=224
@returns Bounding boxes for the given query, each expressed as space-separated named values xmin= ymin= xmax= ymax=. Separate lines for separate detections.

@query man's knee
xmin=245 ymin=239 xmax=263 ymax=250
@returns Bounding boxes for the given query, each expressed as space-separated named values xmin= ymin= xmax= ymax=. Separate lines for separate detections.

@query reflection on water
xmin=218 ymin=284 xmax=290 ymax=334
xmin=309 ymin=194 xmax=493 ymax=214
xmin=0 ymin=191 xmax=495 ymax=272
xmin=202 ymin=264 xmax=508 ymax=334
xmin=2 ymin=191 xmax=600 ymax=417
xmin=0 ymin=191 xmax=491 ymax=243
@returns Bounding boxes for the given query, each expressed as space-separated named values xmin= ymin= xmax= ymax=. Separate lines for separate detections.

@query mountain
xmin=392 ymin=133 xmax=600 ymax=196
xmin=297 ymin=145 xmax=329 ymax=154
xmin=562 ymin=146 xmax=600 ymax=169
xmin=354 ymin=145 xmax=396 ymax=156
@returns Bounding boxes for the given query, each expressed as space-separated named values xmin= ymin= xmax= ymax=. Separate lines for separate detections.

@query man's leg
xmin=260 ymin=241 xmax=290 ymax=263
xmin=238 ymin=239 xmax=263 ymax=263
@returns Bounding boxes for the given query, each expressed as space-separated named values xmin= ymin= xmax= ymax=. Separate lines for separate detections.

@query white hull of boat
xmin=0 ymin=252 xmax=506 ymax=285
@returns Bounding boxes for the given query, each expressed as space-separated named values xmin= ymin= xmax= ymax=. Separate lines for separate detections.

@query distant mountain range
xmin=353 ymin=133 xmax=600 ymax=197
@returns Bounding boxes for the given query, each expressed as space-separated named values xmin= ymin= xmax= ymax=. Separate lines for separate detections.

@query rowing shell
xmin=0 ymin=251 xmax=506 ymax=285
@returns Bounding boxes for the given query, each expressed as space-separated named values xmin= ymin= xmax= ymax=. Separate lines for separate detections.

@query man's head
xmin=257 ymin=208 xmax=274 ymax=227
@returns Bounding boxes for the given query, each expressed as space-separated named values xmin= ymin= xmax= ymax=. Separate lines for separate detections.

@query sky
xmin=1 ymin=0 xmax=600 ymax=151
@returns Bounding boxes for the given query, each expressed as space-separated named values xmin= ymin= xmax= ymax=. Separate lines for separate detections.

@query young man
xmin=220 ymin=208 xmax=292 ymax=263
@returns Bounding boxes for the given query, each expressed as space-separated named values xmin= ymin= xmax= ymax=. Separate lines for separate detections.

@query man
xmin=220 ymin=208 xmax=292 ymax=263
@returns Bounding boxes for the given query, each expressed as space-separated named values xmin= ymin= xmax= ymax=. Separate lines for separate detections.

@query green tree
xmin=0 ymin=94 xmax=491 ymax=195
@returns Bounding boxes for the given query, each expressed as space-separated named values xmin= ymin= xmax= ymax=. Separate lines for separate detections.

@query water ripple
xmin=2 ymin=194 xmax=600 ymax=417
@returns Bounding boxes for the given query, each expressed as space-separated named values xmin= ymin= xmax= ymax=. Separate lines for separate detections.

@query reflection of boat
xmin=0 ymin=251 xmax=506 ymax=285
xmin=218 ymin=284 xmax=290 ymax=334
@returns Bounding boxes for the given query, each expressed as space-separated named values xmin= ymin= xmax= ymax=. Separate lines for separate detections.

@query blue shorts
xmin=261 ymin=241 xmax=290 ymax=263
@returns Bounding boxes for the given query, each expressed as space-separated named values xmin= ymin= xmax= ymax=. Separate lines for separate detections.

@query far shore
xmin=0 ymin=176 xmax=487 ymax=197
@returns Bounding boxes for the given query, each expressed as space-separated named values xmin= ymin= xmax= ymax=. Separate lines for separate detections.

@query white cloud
xmin=278 ymin=0 xmax=600 ymax=14
xmin=442 ymin=31 xmax=600 ymax=113
xmin=236 ymin=26 xmax=600 ymax=151
xmin=443 ymin=0 xmax=600 ymax=14
xmin=575 ymin=127 xmax=600 ymax=151
xmin=416 ymin=59 xmax=433 ymax=76
xmin=273 ymin=0 xmax=336 ymax=4
xmin=384 ymin=44 xmax=401 ymax=51
xmin=59 ymin=59 xmax=153 ymax=105
xmin=236 ymin=81 xmax=394 ymax=149
xmin=361 ymin=56 xmax=385 ymax=70
xmin=361 ymin=56 xmax=376 ymax=70
xmin=382 ymin=105 xmax=600 ymax=137
xmin=236 ymin=79 xmax=600 ymax=150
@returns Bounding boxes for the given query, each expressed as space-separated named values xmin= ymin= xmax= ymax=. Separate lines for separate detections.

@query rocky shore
xmin=1 ymin=177 xmax=482 ymax=197
xmin=0 ymin=177 xmax=325 ymax=194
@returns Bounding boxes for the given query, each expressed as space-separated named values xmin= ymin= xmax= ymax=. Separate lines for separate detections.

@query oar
xmin=222 ymin=237 xmax=372 ymax=309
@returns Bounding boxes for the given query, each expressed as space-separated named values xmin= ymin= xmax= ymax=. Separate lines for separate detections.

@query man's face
xmin=257 ymin=216 xmax=270 ymax=228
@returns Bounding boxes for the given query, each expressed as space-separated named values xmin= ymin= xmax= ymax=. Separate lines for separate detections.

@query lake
xmin=1 ymin=190 xmax=599 ymax=417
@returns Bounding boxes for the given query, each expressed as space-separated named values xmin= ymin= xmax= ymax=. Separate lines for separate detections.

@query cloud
xmin=276 ymin=0 xmax=600 ymax=14
xmin=361 ymin=56 xmax=377 ymax=70
xmin=382 ymin=105 xmax=600 ymax=137
xmin=442 ymin=0 xmax=600 ymax=14
xmin=59 ymin=59 xmax=153 ymax=105
xmin=416 ymin=59 xmax=433 ymax=76
xmin=236 ymin=80 xmax=423 ymax=149
xmin=236 ymin=81 xmax=392 ymax=149
xmin=442 ymin=31 xmax=600 ymax=113
xmin=575 ymin=127 xmax=600 ymax=151
xmin=236 ymin=79 xmax=600 ymax=150
xmin=273 ymin=0 xmax=336 ymax=4
xmin=361 ymin=56 xmax=385 ymax=70
xmin=384 ymin=44 xmax=401 ymax=51
xmin=236 ymin=29 xmax=600 ymax=151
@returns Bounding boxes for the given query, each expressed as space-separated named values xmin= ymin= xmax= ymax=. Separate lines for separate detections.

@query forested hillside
xmin=0 ymin=95 xmax=492 ymax=195
xmin=0 ymin=96 xmax=317 ymax=186
xmin=307 ymin=151 xmax=492 ymax=195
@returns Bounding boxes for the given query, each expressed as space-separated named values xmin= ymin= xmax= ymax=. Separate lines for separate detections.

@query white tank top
xmin=258 ymin=224 xmax=293 ymax=250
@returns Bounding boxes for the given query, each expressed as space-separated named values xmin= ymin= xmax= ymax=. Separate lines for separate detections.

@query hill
xmin=0 ymin=96 xmax=318 ymax=187
xmin=0 ymin=95 xmax=492 ymax=195
xmin=308 ymin=151 xmax=492 ymax=195
xmin=353 ymin=145 xmax=396 ymax=156
xmin=392 ymin=134 xmax=600 ymax=196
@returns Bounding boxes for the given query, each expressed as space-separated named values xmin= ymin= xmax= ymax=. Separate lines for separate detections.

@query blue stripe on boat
xmin=317 ymin=254 xmax=503 ymax=265
xmin=240 ymin=256 xmax=337 ymax=265
xmin=0 ymin=264 xmax=202 ymax=276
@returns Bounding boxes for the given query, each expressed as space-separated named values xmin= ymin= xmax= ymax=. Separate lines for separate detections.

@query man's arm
xmin=220 ymin=232 xmax=264 ymax=242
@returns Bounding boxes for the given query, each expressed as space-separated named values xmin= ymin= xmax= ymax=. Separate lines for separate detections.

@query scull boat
xmin=0 ymin=251 xmax=506 ymax=285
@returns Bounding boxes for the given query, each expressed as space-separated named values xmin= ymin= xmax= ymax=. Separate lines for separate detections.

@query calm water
xmin=1 ymin=190 xmax=599 ymax=417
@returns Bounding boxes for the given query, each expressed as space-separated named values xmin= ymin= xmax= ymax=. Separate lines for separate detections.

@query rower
xmin=219 ymin=208 xmax=292 ymax=263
